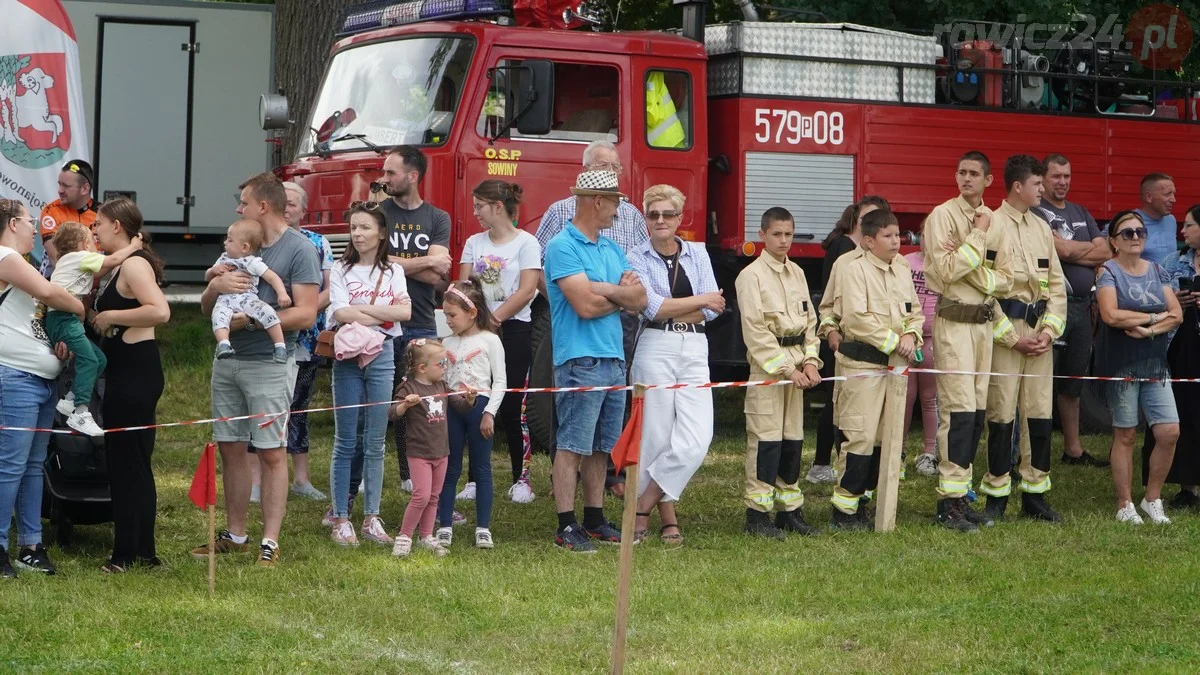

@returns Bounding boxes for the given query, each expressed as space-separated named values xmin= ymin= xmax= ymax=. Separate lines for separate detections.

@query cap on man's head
xmin=569 ymin=170 xmax=628 ymax=200
xmin=62 ymin=159 xmax=94 ymax=190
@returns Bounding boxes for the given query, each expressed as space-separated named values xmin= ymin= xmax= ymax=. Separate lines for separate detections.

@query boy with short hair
xmin=735 ymin=208 xmax=823 ymax=539
xmin=824 ymin=209 xmax=923 ymax=530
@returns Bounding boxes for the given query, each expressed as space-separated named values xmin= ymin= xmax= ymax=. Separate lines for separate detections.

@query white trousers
xmin=630 ymin=329 xmax=713 ymax=501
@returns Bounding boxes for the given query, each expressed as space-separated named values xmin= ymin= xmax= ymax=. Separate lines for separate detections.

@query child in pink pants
xmin=389 ymin=339 xmax=475 ymax=557
xmin=904 ymin=251 xmax=939 ymax=475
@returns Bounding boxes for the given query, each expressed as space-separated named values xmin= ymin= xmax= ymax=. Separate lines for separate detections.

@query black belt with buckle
xmin=837 ymin=340 xmax=890 ymax=367
xmin=998 ymin=299 xmax=1047 ymax=325
xmin=777 ymin=333 xmax=806 ymax=347
xmin=646 ymin=321 xmax=705 ymax=334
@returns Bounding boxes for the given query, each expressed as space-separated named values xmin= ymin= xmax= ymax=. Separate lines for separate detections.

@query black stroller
xmin=41 ymin=362 xmax=111 ymax=546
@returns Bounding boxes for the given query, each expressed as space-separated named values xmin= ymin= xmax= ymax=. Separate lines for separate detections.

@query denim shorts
xmin=554 ymin=356 xmax=626 ymax=456
xmin=1108 ymin=380 xmax=1179 ymax=428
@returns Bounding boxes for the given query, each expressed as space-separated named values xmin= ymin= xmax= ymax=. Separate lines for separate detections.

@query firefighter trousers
xmin=743 ymin=365 xmax=805 ymax=513
xmin=933 ymin=315 xmax=993 ymax=499
xmin=982 ymin=319 xmax=1053 ymax=496
xmin=831 ymin=361 xmax=909 ymax=514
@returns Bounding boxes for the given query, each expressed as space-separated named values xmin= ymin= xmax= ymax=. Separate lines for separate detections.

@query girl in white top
xmin=0 ymin=199 xmax=85 ymax=577
xmin=460 ymin=180 xmax=542 ymax=504
xmin=437 ymin=280 xmax=506 ymax=549
xmin=325 ymin=202 xmax=411 ymax=548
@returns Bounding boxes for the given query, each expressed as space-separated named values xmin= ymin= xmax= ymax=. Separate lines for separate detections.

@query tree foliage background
xmin=211 ymin=0 xmax=1199 ymax=157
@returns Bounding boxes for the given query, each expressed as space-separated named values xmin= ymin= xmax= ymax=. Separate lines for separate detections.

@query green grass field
xmin=3 ymin=305 xmax=1199 ymax=673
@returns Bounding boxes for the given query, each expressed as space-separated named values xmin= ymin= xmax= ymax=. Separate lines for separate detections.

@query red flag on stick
xmin=611 ymin=395 xmax=644 ymax=474
xmin=188 ymin=442 xmax=217 ymax=509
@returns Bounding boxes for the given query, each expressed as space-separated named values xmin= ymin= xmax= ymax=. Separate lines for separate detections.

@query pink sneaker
xmin=331 ymin=521 xmax=358 ymax=547
xmin=361 ymin=516 xmax=392 ymax=546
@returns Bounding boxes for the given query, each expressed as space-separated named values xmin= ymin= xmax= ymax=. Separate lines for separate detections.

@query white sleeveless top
xmin=0 ymin=246 xmax=63 ymax=380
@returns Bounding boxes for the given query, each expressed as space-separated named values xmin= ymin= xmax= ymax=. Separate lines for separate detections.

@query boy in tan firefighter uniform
xmin=982 ymin=154 xmax=1067 ymax=522
xmin=824 ymin=210 xmax=924 ymax=529
xmin=736 ymin=207 xmax=824 ymax=539
xmin=923 ymin=151 xmax=1014 ymax=533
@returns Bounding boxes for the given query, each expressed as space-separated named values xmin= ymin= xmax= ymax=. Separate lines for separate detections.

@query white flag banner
xmin=0 ymin=0 xmax=90 ymax=213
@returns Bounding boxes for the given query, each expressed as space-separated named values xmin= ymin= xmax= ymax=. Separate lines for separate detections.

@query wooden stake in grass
xmin=874 ymin=367 xmax=909 ymax=532
xmin=207 ymin=503 xmax=216 ymax=596
xmin=610 ymin=383 xmax=646 ymax=675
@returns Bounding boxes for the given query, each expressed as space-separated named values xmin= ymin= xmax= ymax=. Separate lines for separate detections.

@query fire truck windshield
xmin=297 ymin=36 xmax=474 ymax=156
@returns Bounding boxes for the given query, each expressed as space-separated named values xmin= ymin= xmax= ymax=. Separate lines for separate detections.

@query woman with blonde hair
xmin=627 ymin=184 xmax=725 ymax=544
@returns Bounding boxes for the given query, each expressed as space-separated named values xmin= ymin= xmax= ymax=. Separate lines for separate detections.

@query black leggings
xmin=102 ymin=339 xmax=164 ymax=567
xmin=498 ymin=320 xmax=533 ymax=484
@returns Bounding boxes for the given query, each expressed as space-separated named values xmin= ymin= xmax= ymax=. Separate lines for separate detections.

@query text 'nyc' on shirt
xmin=381 ymin=200 xmax=450 ymax=331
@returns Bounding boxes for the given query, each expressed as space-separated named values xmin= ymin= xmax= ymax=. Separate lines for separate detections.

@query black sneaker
xmin=555 ymin=524 xmax=597 ymax=553
xmin=1170 ymin=490 xmax=1200 ymax=510
xmin=16 ymin=544 xmax=55 ymax=575
xmin=775 ymin=509 xmax=819 ymax=536
xmin=0 ymin=548 xmax=15 ymax=579
xmin=584 ymin=521 xmax=622 ymax=544
xmin=1061 ymin=451 xmax=1109 ymax=467
xmin=743 ymin=509 xmax=786 ymax=540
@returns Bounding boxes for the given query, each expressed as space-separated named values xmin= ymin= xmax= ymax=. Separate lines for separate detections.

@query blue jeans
xmin=554 ymin=357 xmax=627 ymax=456
xmin=331 ymin=339 xmax=395 ymax=518
xmin=439 ymin=396 xmax=493 ymax=528
xmin=0 ymin=365 xmax=56 ymax=549
xmin=393 ymin=326 xmax=440 ymax=481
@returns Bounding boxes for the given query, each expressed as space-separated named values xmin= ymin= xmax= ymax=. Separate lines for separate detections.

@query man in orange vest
xmin=38 ymin=159 xmax=98 ymax=276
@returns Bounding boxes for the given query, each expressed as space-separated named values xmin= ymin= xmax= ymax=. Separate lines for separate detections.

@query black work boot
xmin=775 ymin=509 xmax=819 ymax=536
xmin=936 ymin=497 xmax=979 ymax=533
xmin=983 ymin=495 xmax=1009 ymax=522
xmin=830 ymin=507 xmax=869 ymax=531
xmin=962 ymin=501 xmax=995 ymax=527
xmin=743 ymin=508 xmax=785 ymax=540
xmin=1021 ymin=493 xmax=1062 ymax=522
xmin=856 ymin=497 xmax=873 ymax=525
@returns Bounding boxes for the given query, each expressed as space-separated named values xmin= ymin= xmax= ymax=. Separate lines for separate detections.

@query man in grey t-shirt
xmin=1033 ymin=154 xmax=1110 ymax=467
xmin=195 ymin=172 xmax=321 ymax=567
xmin=379 ymin=146 xmax=451 ymax=490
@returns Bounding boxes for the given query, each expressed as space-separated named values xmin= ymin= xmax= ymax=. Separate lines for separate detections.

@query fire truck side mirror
xmin=515 ymin=60 xmax=554 ymax=136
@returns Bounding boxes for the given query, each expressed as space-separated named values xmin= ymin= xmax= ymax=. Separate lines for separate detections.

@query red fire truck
xmin=262 ymin=0 xmax=1200 ymax=440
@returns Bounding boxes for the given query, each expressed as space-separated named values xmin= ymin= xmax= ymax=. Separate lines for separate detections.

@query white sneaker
xmin=66 ymin=410 xmax=104 ymax=437
xmin=290 ymin=483 xmax=327 ymax=501
xmin=419 ymin=535 xmax=448 ymax=557
xmin=1116 ymin=502 xmax=1143 ymax=525
xmin=436 ymin=526 xmax=453 ymax=548
xmin=456 ymin=481 xmax=477 ymax=501
xmin=805 ymin=465 xmax=837 ymax=484
xmin=508 ymin=480 xmax=535 ymax=504
xmin=1140 ymin=498 xmax=1172 ymax=525
xmin=915 ymin=453 xmax=939 ymax=477
xmin=400 ymin=479 xmax=413 ymax=493
xmin=392 ymin=534 xmax=412 ymax=557
xmin=55 ymin=395 xmax=76 ymax=417
xmin=250 ymin=484 xmax=261 ymax=504
xmin=361 ymin=516 xmax=392 ymax=546
xmin=331 ymin=521 xmax=358 ymax=546
xmin=475 ymin=528 xmax=494 ymax=549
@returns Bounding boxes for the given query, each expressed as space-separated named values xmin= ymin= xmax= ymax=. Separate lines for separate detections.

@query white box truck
xmin=63 ymin=0 xmax=274 ymax=283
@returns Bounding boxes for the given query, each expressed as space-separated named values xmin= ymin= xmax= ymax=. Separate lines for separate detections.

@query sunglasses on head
xmin=349 ymin=200 xmax=382 ymax=211
xmin=1117 ymin=227 xmax=1148 ymax=241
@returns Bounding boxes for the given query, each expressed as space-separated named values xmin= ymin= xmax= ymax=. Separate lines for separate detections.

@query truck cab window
xmin=645 ymin=70 xmax=690 ymax=150
xmin=479 ymin=61 xmax=619 ymax=142
xmin=298 ymin=36 xmax=474 ymax=155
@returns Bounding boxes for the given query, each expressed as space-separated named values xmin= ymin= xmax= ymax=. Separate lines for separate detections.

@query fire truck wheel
xmin=526 ymin=295 xmax=556 ymax=455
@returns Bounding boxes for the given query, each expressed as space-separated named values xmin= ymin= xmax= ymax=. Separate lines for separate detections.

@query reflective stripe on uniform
xmin=775 ymin=486 xmax=803 ymax=503
xmin=940 ymin=478 xmax=970 ymax=494
xmin=804 ymin=346 xmax=819 ymax=359
xmin=648 ymin=113 xmax=682 ymax=144
xmin=881 ymin=330 xmax=900 ymax=354
xmin=993 ymin=315 xmax=1014 ymax=341
xmin=763 ymin=353 xmax=789 ymax=373
xmin=1019 ymin=475 xmax=1052 ymax=494
xmin=957 ymin=243 xmax=982 ymax=269
xmin=983 ymin=267 xmax=997 ymax=294
xmin=830 ymin=491 xmax=860 ymax=512
xmin=978 ymin=479 xmax=1012 ymax=498
xmin=820 ymin=316 xmax=840 ymax=328
xmin=750 ymin=491 xmax=775 ymax=507
xmin=1042 ymin=313 xmax=1065 ymax=335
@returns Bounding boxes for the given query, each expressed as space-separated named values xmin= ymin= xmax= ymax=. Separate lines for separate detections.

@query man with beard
xmin=380 ymin=146 xmax=452 ymax=492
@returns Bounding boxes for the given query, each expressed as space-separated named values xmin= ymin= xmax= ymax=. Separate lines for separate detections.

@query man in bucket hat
xmin=543 ymin=170 xmax=647 ymax=553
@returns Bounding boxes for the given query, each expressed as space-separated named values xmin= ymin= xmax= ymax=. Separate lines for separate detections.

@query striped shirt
xmin=629 ymin=238 xmax=720 ymax=323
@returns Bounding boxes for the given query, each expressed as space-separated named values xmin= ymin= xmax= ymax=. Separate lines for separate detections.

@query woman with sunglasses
xmin=326 ymin=201 xmax=412 ymax=547
xmin=460 ymin=180 xmax=542 ymax=504
xmin=1095 ymin=210 xmax=1182 ymax=525
xmin=627 ymin=185 xmax=724 ymax=545
xmin=1143 ymin=204 xmax=1200 ymax=509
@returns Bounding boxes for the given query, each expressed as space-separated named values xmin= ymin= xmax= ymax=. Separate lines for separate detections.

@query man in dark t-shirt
xmin=1032 ymin=154 xmax=1110 ymax=467
xmin=379 ymin=146 xmax=451 ymax=489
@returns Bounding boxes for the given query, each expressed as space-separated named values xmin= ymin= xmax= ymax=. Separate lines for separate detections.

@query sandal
xmin=660 ymin=523 xmax=684 ymax=546
xmin=633 ymin=512 xmax=652 ymax=545
xmin=101 ymin=561 xmax=127 ymax=574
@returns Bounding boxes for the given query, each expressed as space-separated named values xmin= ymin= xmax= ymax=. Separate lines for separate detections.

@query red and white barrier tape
xmin=14 ymin=367 xmax=1196 ymax=436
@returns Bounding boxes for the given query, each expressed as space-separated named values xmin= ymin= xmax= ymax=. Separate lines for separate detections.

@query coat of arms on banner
xmin=0 ymin=52 xmax=70 ymax=169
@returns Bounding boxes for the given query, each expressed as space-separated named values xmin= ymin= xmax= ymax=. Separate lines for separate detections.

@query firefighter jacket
xmin=990 ymin=199 xmax=1068 ymax=347
xmin=736 ymin=253 xmax=823 ymax=377
xmin=645 ymin=72 xmax=686 ymax=149
xmin=838 ymin=251 xmax=925 ymax=359
xmin=817 ymin=247 xmax=863 ymax=338
xmin=922 ymin=196 xmax=1014 ymax=305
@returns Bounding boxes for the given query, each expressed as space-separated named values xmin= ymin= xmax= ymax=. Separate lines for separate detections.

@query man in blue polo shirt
xmin=544 ymin=170 xmax=647 ymax=553
xmin=1135 ymin=172 xmax=1178 ymax=264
